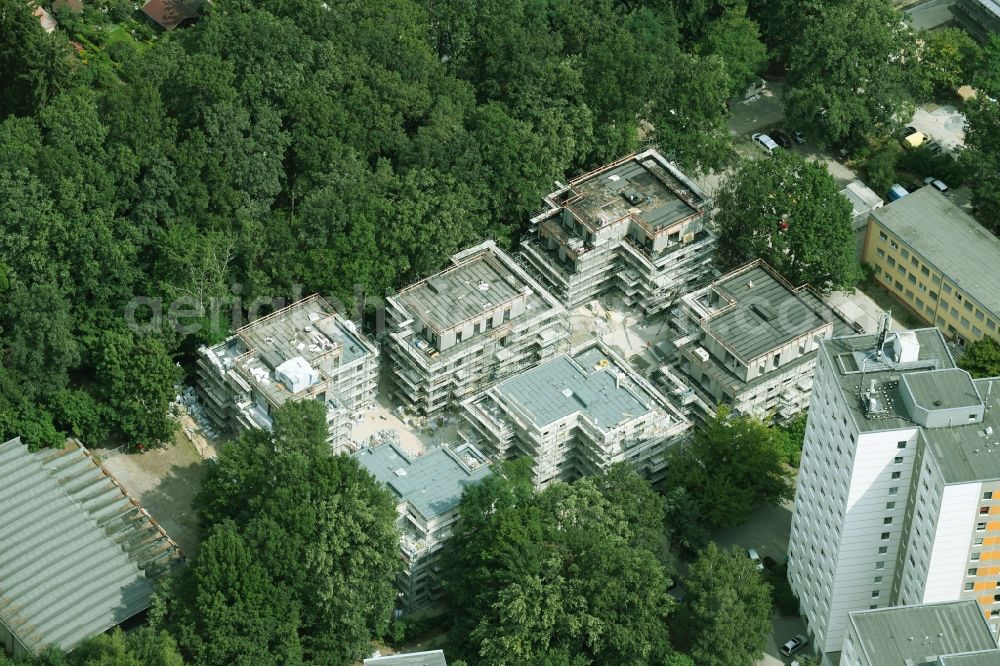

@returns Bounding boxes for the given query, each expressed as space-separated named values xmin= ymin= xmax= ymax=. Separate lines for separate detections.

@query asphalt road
xmin=711 ymin=501 xmax=810 ymax=666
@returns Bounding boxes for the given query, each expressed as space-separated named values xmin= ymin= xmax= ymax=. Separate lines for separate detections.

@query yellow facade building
xmin=861 ymin=186 xmax=1000 ymax=345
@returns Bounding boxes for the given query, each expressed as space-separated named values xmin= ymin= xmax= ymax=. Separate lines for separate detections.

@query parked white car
xmin=746 ymin=548 xmax=764 ymax=571
xmin=781 ymin=634 xmax=809 ymax=657
xmin=752 ymin=133 xmax=780 ymax=155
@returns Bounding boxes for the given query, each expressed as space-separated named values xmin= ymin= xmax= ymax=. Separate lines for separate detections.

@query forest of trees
xmin=4 ymin=0 xmax=1000 ymax=663
xmin=0 ymin=0 xmax=774 ymax=452
xmin=3 ymin=0 xmax=994 ymax=452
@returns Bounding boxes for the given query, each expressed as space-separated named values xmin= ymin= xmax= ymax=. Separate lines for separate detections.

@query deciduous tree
xmin=784 ymin=0 xmax=920 ymax=148
xmin=447 ymin=461 xmax=678 ymax=665
xmin=175 ymin=401 xmax=401 ymax=665
xmin=664 ymin=408 xmax=794 ymax=529
xmin=715 ymin=150 xmax=861 ymax=290
xmin=960 ymin=336 xmax=1000 ymax=379
xmin=920 ymin=28 xmax=980 ymax=98
xmin=696 ymin=3 xmax=768 ymax=99
xmin=960 ymin=97 xmax=1000 ymax=232
xmin=675 ymin=542 xmax=773 ymax=666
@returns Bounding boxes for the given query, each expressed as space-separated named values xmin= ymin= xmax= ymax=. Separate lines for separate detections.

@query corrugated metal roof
xmin=0 ymin=438 xmax=182 ymax=654
xmin=365 ymin=649 xmax=448 ymax=665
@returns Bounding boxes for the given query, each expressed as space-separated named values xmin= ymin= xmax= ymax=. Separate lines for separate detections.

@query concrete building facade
xmin=953 ymin=0 xmax=1000 ymax=42
xmin=461 ymin=340 xmax=691 ymax=487
xmin=519 ymin=149 xmax=716 ymax=316
xmin=385 ymin=240 xmax=570 ymax=415
xmin=672 ymin=261 xmax=857 ymax=422
xmin=788 ymin=326 xmax=1000 ymax=657
xmin=841 ymin=601 xmax=1000 ymax=666
xmin=355 ymin=441 xmax=491 ymax=614
xmin=840 ymin=180 xmax=884 ymax=261
xmin=196 ymin=294 xmax=379 ymax=453
xmin=861 ymin=186 xmax=1000 ymax=345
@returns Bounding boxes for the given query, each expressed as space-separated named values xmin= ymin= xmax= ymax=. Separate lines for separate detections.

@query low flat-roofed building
xmin=519 ymin=149 xmax=716 ymax=315
xmin=385 ymin=240 xmax=569 ymax=415
xmin=0 ymin=438 xmax=182 ymax=658
xmin=841 ymin=601 xmax=999 ymax=666
xmin=861 ymin=186 xmax=1000 ymax=345
xmin=355 ymin=441 xmax=491 ymax=614
xmin=196 ymin=294 xmax=378 ymax=453
xmin=462 ymin=339 xmax=691 ymax=487
xmin=841 ymin=180 xmax=884 ymax=260
xmin=672 ymin=260 xmax=857 ymax=422
xmin=365 ymin=650 xmax=448 ymax=666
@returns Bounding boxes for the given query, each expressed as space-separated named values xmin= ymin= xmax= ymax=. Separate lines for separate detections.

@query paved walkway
xmin=711 ymin=501 xmax=811 ymax=665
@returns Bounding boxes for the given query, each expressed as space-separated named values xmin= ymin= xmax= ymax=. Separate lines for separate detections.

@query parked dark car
xmin=771 ymin=130 xmax=792 ymax=149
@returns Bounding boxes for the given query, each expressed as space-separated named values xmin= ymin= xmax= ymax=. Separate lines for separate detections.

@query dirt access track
xmin=100 ymin=432 xmax=210 ymax=556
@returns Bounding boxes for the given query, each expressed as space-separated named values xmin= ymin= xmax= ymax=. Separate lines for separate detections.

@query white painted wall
xmin=924 ymin=482 xmax=980 ymax=602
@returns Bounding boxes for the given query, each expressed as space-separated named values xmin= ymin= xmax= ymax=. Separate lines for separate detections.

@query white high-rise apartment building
xmin=788 ymin=324 xmax=1000 ymax=658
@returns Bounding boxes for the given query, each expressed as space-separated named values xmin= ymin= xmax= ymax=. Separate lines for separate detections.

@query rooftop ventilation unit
xmin=622 ymin=188 xmax=643 ymax=205
xmin=751 ymin=303 xmax=775 ymax=321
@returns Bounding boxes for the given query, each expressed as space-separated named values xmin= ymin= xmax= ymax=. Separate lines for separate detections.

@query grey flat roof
xmin=397 ymin=249 xmax=525 ymax=333
xmin=841 ymin=180 xmax=883 ymax=218
xmin=821 ymin=330 xmax=1000 ymax=483
xmin=704 ymin=264 xmax=830 ymax=362
xmin=939 ymin=650 xmax=1000 ymax=665
xmin=871 ymin=186 xmax=1000 ymax=316
xmin=236 ymin=294 xmax=373 ymax=372
xmin=823 ymin=328 xmax=956 ymax=435
xmin=923 ymin=377 xmax=1000 ymax=484
xmin=213 ymin=295 xmax=375 ymax=407
xmin=492 ymin=345 xmax=658 ymax=430
xmin=903 ymin=368 xmax=982 ymax=411
xmin=365 ymin=650 xmax=448 ymax=666
xmin=0 ymin=439 xmax=181 ymax=654
xmin=355 ymin=443 xmax=491 ymax=520
xmin=849 ymin=601 xmax=996 ymax=664
xmin=566 ymin=157 xmax=701 ymax=231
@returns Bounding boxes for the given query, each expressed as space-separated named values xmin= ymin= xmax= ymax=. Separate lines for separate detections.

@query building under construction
xmin=519 ymin=148 xmax=716 ymax=315
xmin=671 ymin=261 xmax=857 ymax=422
xmin=196 ymin=295 xmax=379 ymax=452
xmin=385 ymin=240 xmax=570 ymax=415
xmin=355 ymin=440 xmax=491 ymax=614
xmin=461 ymin=339 xmax=691 ymax=487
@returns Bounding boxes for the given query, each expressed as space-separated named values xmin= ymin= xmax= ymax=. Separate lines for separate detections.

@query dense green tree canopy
xmin=695 ymin=3 xmax=768 ymax=99
xmin=783 ymin=0 xmax=920 ymax=148
xmin=163 ymin=401 xmax=401 ymax=665
xmin=973 ymin=34 xmax=1000 ymax=99
xmin=674 ymin=543 xmax=773 ymax=666
xmin=664 ymin=408 xmax=795 ymax=529
xmin=0 ymin=0 xmax=758 ymax=451
xmin=715 ymin=150 xmax=862 ymax=290
xmin=919 ymin=28 xmax=980 ymax=98
xmin=446 ymin=460 xmax=682 ymax=665
xmin=960 ymin=97 xmax=1000 ymax=233
xmin=960 ymin=336 xmax=1000 ymax=379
